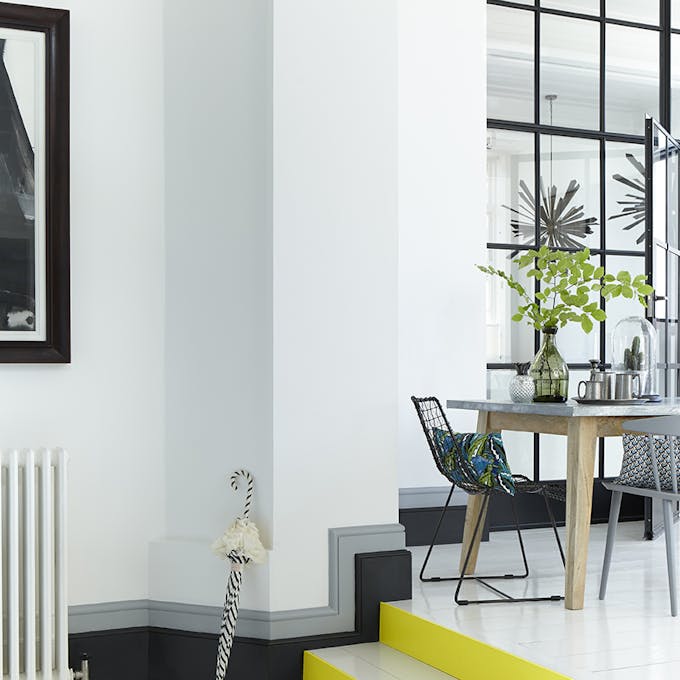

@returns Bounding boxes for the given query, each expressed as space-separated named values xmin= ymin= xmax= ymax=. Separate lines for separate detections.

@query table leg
xmin=459 ymin=411 xmax=490 ymax=575
xmin=565 ymin=417 xmax=598 ymax=610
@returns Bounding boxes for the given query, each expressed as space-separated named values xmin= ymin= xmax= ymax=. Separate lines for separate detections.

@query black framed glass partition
xmin=486 ymin=0 xmax=677 ymax=483
xmin=646 ymin=118 xmax=680 ymax=397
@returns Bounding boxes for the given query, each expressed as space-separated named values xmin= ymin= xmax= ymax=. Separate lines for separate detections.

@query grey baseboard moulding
xmin=69 ymin=523 xmax=405 ymax=640
xmin=399 ymin=485 xmax=466 ymax=508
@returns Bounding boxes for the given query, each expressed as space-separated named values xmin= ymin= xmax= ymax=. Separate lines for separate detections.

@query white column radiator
xmin=0 ymin=449 xmax=86 ymax=680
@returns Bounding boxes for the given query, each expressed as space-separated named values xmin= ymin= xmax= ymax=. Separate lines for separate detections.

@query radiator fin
xmin=0 ymin=449 xmax=68 ymax=680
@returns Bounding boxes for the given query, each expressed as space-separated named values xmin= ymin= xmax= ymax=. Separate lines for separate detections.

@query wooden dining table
xmin=446 ymin=398 xmax=680 ymax=610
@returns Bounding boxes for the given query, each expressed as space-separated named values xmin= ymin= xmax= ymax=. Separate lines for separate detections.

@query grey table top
xmin=446 ymin=398 xmax=680 ymax=418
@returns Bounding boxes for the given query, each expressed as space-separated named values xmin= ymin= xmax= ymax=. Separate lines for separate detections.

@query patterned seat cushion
xmin=431 ymin=428 xmax=515 ymax=495
xmin=616 ymin=433 xmax=680 ymax=491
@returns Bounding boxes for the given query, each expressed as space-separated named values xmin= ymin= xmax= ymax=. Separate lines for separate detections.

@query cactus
xmin=624 ymin=335 xmax=644 ymax=371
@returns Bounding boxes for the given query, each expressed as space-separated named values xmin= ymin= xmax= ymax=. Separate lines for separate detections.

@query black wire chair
xmin=411 ymin=396 xmax=566 ymax=605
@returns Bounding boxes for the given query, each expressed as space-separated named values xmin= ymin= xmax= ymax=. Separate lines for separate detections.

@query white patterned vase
xmin=509 ymin=362 xmax=535 ymax=403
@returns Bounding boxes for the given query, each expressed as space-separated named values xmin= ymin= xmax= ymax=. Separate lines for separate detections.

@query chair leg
xmin=662 ymin=499 xmax=678 ymax=617
xmin=542 ymin=492 xmax=565 ymax=567
xmin=454 ymin=492 xmax=563 ymax=605
xmin=599 ymin=490 xmax=623 ymax=601
xmin=419 ymin=484 xmax=456 ymax=582
xmin=421 ymin=490 xmax=535 ymax=584
xmin=455 ymin=494 xmax=490 ymax=604
xmin=510 ymin=496 xmax=530 ymax=578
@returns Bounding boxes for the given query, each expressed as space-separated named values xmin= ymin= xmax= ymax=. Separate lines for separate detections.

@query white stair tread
xmin=310 ymin=642 xmax=459 ymax=680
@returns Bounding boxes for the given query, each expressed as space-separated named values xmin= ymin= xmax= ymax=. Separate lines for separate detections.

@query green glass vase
xmin=530 ymin=327 xmax=569 ymax=403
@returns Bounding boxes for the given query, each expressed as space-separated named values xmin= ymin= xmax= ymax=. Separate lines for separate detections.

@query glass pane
xmin=670 ymin=254 xmax=679 ymax=325
xmin=488 ymin=5 xmax=534 ymax=122
xmin=485 ymin=249 xmax=535 ymax=364
xmin=652 ymin=127 xmax=667 ymax=243
xmin=540 ymin=15 xmax=599 ymax=130
xmin=542 ymin=0 xmax=599 ymax=15
xmin=654 ymin=245 xmax=667 ymax=319
xmin=539 ymin=135 xmax=600 ymax=249
xmin=658 ymin=366 xmax=666 ymax=395
xmin=502 ymin=431 xmax=534 ymax=478
xmin=674 ymin=0 xmax=680 ymax=30
xmin=657 ymin=368 xmax=666 ymax=397
xmin=539 ymin=434 xmax=567 ymax=481
xmin=604 ymin=437 xmax=623 ymax=478
xmin=606 ymin=26 xmax=659 ymax=135
xmin=605 ymin=142 xmax=646 ymax=251
xmin=487 ymin=129 xmax=535 ymax=245
xmin=671 ymin=34 xmax=680 ymax=134
xmin=603 ymin=254 xmax=647 ymax=363
xmin=659 ymin=320 xmax=668 ymax=364
xmin=670 ymin=321 xmax=678 ymax=369
xmin=558 ymin=317 xmax=601 ymax=365
xmin=486 ymin=369 xmax=516 ymax=400
xmin=655 ymin=338 xmax=667 ymax=386
xmin=670 ymin=366 xmax=678 ymax=397
xmin=671 ymin=143 xmax=680 ymax=250
xmin=606 ymin=0 xmax=659 ymax=25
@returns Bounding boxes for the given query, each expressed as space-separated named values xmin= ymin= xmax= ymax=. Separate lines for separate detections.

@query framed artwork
xmin=0 ymin=3 xmax=69 ymax=362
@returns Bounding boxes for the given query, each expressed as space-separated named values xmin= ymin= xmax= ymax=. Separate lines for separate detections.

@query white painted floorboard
xmin=311 ymin=642 xmax=459 ymax=680
xmin=399 ymin=521 xmax=680 ymax=679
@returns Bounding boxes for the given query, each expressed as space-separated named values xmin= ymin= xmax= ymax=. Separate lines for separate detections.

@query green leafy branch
xmin=477 ymin=246 xmax=654 ymax=334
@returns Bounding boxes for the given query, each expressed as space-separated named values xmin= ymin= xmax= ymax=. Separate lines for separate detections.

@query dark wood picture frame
xmin=0 ymin=2 xmax=69 ymax=362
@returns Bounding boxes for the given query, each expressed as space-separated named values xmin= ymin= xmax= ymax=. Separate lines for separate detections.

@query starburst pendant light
xmin=503 ymin=94 xmax=598 ymax=252
xmin=609 ymin=153 xmax=645 ymax=245
xmin=506 ymin=178 xmax=598 ymax=248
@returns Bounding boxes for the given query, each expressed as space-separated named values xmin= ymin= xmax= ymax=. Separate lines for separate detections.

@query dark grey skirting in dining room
xmin=399 ymin=481 xmax=645 ymax=546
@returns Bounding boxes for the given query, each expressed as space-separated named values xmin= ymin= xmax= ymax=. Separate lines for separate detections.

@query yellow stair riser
xmin=379 ymin=602 xmax=572 ymax=680
xmin=303 ymin=650 xmax=356 ymax=680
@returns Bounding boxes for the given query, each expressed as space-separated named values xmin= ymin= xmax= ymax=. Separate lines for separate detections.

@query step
xmin=304 ymin=642 xmax=459 ymax=680
xmin=304 ymin=603 xmax=573 ymax=680
xmin=379 ymin=602 xmax=572 ymax=680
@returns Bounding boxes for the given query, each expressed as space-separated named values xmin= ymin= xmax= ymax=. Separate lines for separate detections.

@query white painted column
xmin=270 ymin=0 xmax=399 ymax=610
xmin=159 ymin=0 xmax=274 ymax=611
xmin=158 ymin=0 xmax=400 ymax=615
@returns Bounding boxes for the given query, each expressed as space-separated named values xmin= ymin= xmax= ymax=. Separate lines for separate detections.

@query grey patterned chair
xmin=600 ymin=415 xmax=680 ymax=616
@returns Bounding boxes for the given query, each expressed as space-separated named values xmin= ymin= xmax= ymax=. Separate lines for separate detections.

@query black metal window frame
xmin=646 ymin=118 xmax=680 ymax=398
xmin=487 ymin=0 xmax=676 ymax=480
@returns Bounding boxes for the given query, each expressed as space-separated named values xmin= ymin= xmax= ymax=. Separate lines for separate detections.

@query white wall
xmin=0 ymin=0 xmax=166 ymax=604
xmin=270 ymin=0 xmax=399 ymax=610
xmin=397 ymin=0 xmax=487 ymax=489
xmin=0 ymin=0 xmax=486 ymax=614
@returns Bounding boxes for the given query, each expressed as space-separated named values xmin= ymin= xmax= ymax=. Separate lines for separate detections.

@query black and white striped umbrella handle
xmin=215 ymin=470 xmax=255 ymax=679
xmin=230 ymin=469 xmax=254 ymax=519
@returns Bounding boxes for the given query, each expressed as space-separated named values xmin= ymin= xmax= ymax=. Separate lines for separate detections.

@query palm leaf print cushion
xmin=432 ymin=428 xmax=515 ymax=495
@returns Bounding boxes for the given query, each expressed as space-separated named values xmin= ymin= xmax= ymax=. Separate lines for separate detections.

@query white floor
xmin=397 ymin=522 xmax=680 ymax=680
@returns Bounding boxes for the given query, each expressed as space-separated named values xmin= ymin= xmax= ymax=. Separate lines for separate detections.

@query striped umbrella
xmin=212 ymin=469 xmax=266 ymax=680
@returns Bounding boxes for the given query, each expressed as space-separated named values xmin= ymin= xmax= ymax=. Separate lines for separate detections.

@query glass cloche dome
xmin=610 ymin=316 xmax=659 ymax=398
